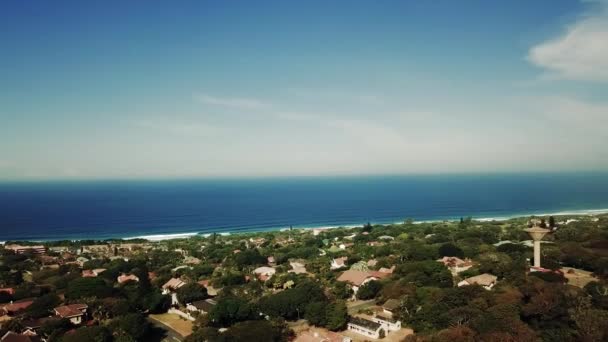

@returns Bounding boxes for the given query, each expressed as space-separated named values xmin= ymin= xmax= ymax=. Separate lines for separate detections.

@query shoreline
xmin=2 ymin=207 xmax=608 ymax=244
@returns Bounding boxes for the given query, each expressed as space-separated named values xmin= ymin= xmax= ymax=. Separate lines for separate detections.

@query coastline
xmin=3 ymin=207 xmax=608 ymax=244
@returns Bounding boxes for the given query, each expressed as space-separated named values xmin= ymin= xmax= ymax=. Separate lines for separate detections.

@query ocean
xmin=1 ymin=173 xmax=608 ymax=242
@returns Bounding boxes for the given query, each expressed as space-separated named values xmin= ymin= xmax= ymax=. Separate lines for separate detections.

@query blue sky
xmin=1 ymin=0 xmax=607 ymax=179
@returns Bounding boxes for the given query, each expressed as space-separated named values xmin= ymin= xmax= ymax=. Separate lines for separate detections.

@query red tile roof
xmin=4 ymin=300 xmax=34 ymax=314
xmin=54 ymin=304 xmax=87 ymax=318
xmin=0 ymin=288 xmax=14 ymax=295
xmin=117 ymin=274 xmax=139 ymax=283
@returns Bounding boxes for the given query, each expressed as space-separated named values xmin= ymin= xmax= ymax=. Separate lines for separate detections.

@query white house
xmin=162 ymin=278 xmax=187 ymax=305
xmin=371 ymin=314 xmax=402 ymax=332
xmin=331 ymin=257 xmax=348 ymax=270
xmin=54 ymin=304 xmax=88 ymax=325
xmin=347 ymin=317 xmax=384 ymax=339
xmin=253 ymin=266 xmax=276 ymax=281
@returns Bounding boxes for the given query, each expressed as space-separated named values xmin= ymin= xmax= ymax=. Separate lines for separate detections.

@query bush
xmin=356 ymin=280 xmax=382 ymax=300
xmin=438 ymin=243 xmax=464 ymax=258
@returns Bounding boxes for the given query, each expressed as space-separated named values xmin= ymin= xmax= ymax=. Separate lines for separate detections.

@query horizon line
xmin=2 ymin=169 xmax=608 ymax=183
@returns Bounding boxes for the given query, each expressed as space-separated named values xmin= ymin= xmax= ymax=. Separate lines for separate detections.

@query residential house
xmin=347 ymin=317 xmax=384 ymax=339
xmin=54 ymin=304 xmax=87 ymax=325
xmin=117 ymin=274 xmax=139 ymax=284
xmin=371 ymin=314 xmax=402 ymax=332
xmin=378 ymin=266 xmax=396 ymax=274
xmin=331 ymin=257 xmax=348 ymax=270
xmin=82 ymin=268 xmax=106 ymax=278
xmin=382 ymin=299 xmax=401 ymax=316
xmin=249 ymin=237 xmax=266 ymax=247
xmin=197 ymin=280 xmax=219 ymax=296
xmin=162 ymin=278 xmax=187 ymax=305
xmin=3 ymin=300 xmax=34 ymax=316
xmin=76 ymin=257 xmax=89 ymax=267
xmin=4 ymin=245 xmax=46 ymax=255
xmin=267 ymin=256 xmax=276 ymax=266
xmin=458 ymin=273 xmax=498 ymax=290
xmin=289 ymin=260 xmax=307 ymax=274
xmin=336 ymin=270 xmax=391 ymax=297
xmin=253 ymin=266 xmax=276 ymax=282
xmin=186 ymin=298 xmax=217 ymax=314
xmin=0 ymin=332 xmax=42 ymax=342
xmin=21 ymin=317 xmax=55 ymax=335
xmin=437 ymin=256 xmax=473 ymax=275
xmin=184 ymin=256 xmax=201 ymax=265
xmin=0 ymin=288 xmax=14 ymax=296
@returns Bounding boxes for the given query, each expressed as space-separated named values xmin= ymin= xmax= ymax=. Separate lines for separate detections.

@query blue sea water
xmin=1 ymin=173 xmax=608 ymax=241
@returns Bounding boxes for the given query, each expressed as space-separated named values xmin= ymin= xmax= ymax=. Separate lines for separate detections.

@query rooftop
xmin=348 ymin=316 xmax=381 ymax=331
xmin=54 ymin=304 xmax=87 ymax=318
xmin=382 ymin=298 xmax=401 ymax=311
xmin=463 ymin=273 xmax=497 ymax=286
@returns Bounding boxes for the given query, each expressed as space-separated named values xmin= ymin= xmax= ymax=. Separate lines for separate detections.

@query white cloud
xmin=195 ymin=94 xmax=270 ymax=109
xmin=532 ymin=95 xmax=608 ymax=131
xmin=528 ymin=1 xmax=608 ymax=82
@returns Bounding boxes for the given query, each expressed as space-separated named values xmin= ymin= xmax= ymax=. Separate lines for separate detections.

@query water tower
xmin=524 ymin=225 xmax=551 ymax=268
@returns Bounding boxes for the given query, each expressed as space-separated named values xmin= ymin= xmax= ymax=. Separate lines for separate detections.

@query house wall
xmin=347 ymin=323 xmax=380 ymax=339
xmin=371 ymin=317 xmax=401 ymax=332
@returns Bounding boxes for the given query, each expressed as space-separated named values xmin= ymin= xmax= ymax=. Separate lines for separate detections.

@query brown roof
xmin=117 ymin=274 xmax=139 ymax=283
xmin=54 ymin=304 xmax=87 ymax=318
xmin=162 ymin=278 xmax=186 ymax=290
xmin=463 ymin=273 xmax=497 ymax=286
xmin=337 ymin=270 xmax=379 ymax=286
xmin=0 ymin=288 xmax=14 ymax=295
xmin=0 ymin=332 xmax=42 ymax=342
xmin=382 ymin=298 xmax=401 ymax=311
xmin=4 ymin=300 xmax=34 ymax=314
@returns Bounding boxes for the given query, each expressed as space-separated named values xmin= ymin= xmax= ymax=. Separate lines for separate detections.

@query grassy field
xmin=149 ymin=313 xmax=194 ymax=337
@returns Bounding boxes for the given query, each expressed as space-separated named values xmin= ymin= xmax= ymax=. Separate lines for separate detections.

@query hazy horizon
xmin=2 ymin=0 xmax=608 ymax=181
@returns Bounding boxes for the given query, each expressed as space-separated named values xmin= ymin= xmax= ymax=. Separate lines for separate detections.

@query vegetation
xmin=1 ymin=213 xmax=608 ymax=341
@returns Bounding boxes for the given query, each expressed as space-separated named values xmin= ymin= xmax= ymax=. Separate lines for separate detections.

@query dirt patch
xmin=149 ymin=313 xmax=194 ymax=337
xmin=562 ymin=267 xmax=599 ymax=288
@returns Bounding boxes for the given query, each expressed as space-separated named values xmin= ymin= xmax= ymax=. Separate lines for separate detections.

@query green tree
xmin=209 ymin=296 xmax=256 ymax=327
xmin=396 ymin=261 xmax=453 ymax=288
xmin=61 ymin=326 xmax=112 ymax=342
xmin=356 ymin=280 xmax=382 ymax=300
xmin=66 ymin=277 xmax=112 ymax=299
xmin=224 ymin=320 xmax=292 ymax=342
xmin=25 ymin=293 xmax=61 ymax=318
xmin=176 ymin=283 xmax=208 ymax=304
xmin=304 ymin=302 xmax=327 ymax=326
xmin=325 ymin=300 xmax=348 ymax=331
xmin=438 ymin=243 xmax=464 ymax=258
xmin=331 ymin=281 xmax=353 ymax=300
xmin=109 ymin=313 xmax=150 ymax=341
